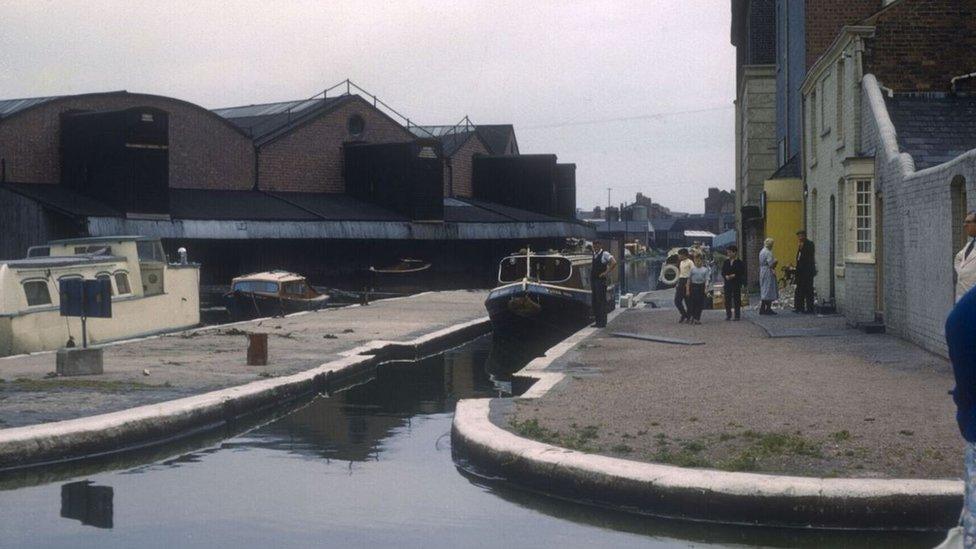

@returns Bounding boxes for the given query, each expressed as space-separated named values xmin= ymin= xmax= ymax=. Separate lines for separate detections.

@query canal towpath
xmin=0 ymin=290 xmax=489 ymax=430
xmin=453 ymin=292 xmax=963 ymax=529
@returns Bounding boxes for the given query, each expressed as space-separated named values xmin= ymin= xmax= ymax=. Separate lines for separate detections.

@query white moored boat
xmin=0 ymin=236 xmax=200 ymax=356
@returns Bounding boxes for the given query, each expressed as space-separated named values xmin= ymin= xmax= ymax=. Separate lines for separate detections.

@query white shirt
xmin=956 ymin=237 xmax=976 ymax=301
xmin=593 ymin=250 xmax=613 ymax=265
xmin=678 ymin=258 xmax=694 ymax=278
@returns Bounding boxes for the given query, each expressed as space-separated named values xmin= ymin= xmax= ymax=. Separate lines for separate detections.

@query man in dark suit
xmin=794 ymin=230 xmax=816 ymax=313
xmin=721 ymin=245 xmax=744 ymax=320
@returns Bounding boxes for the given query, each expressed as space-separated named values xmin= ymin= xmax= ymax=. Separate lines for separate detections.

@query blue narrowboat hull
xmin=485 ymin=282 xmax=612 ymax=336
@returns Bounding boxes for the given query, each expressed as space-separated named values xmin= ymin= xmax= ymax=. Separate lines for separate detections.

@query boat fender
xmin=659 ymin=264 xmax=680 ymax=285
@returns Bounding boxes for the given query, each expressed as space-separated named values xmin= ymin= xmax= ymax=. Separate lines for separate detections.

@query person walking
xmin=794 ymin=230 xmax=816 ymax=313
xmin=687 ymin=254 xmax=710 ymax=325
xmin=674 ymin=249 xmax=694 ymax=323
xmin=721 ymin=245 xmax=744 ymax=321
xmin=590 ymin=240 xmax=616 ymax=328
xmin=956 ymin=211 xmax=976 ymax=302
xmin=947 ymin=285 xmax=976 ymax=545
xmin=759 ymin=238 xmax=779 ymax=315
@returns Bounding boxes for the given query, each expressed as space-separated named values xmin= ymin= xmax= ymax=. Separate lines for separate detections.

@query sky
xmin=0 ymin=1 xmax=735 ymax=214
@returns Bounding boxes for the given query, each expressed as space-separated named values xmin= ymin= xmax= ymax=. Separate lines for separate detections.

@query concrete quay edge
xmin=451 ymin=305 xmax=964 ymax=530
xmin=0 ymin=315 xmax=490 ymax=472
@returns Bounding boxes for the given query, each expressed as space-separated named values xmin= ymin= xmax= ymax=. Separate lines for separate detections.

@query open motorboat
xmin=224 ymin=270 xmax=329 ymax=320
xmin=485 ymin=246 xmax=616 ymax=335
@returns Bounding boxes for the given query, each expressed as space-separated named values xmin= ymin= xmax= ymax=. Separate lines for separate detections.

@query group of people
xmin=672 ymin=229 xmax=818 ymax=323
xmin=673 ymin=248 xmax=712 ymax=325
xmin=756 ymin=231 xmax=817 ymax=315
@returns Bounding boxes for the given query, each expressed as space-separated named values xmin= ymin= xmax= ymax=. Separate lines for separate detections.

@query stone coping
xmin=450 ymin=299 xmax=963 ymax=530
xmin=0 ymin=315 xmax=490 ymax=471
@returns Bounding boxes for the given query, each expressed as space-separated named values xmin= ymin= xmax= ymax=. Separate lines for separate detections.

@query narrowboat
xmin=0 ymin=236 xmax=200 ymax=356
xmin=224 ymin=271 xmax=329 ymax=320
xmin=485 ymin=247 xmax=615 ymax=335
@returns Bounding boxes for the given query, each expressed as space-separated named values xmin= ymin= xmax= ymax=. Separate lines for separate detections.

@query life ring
xmin=659 ymin=264 xmax=680 ymax=286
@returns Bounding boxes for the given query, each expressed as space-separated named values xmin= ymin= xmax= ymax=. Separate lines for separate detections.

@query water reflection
xmin=622 ymin=258 xmax=662 ymax=293
xmin=60 ymin=480 xmax=113 ymax=529
xmin=231 ymin=335 xmax=526 ymax=463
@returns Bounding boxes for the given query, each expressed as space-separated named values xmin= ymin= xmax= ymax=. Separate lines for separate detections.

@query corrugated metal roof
xmin=211 ymin=96 xmax=351 ymax=144
xmin=0 ymin=95 xmax=62 ymax=119
xmin=0 ymin=183 xmax=122 ymax=217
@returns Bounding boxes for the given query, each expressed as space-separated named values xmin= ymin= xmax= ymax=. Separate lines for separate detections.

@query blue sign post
xmin=59 ymin=278 xmax=112 ymax=348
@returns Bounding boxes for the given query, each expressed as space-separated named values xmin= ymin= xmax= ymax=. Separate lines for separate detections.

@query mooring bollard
xmin=247 ymin=333 xmax=268 ymax=366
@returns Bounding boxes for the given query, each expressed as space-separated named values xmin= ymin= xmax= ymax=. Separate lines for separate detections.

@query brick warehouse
xmin=0 ymin=81 xmax=590 ymax=289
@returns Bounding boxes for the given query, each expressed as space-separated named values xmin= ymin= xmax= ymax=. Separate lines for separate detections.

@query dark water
xmin=0 ymin=335 xmax=943 ymax=548
xmin=622 ymin=257 xmax=662 ymax=294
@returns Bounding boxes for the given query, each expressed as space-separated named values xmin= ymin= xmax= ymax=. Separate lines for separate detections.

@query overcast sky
xmin=0 ymin=1 xmax=734 ymax=214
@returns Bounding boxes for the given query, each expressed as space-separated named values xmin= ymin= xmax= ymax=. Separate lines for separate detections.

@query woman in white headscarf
xmin=759 ymin=237 xmax=779 ymax=315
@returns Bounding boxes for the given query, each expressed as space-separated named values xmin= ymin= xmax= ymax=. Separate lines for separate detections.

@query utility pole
xmin=606 ymin=187 xmax=612 ymax=212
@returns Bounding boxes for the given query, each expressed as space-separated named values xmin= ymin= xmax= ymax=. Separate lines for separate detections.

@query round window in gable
xmin=347 ymin=114 xmax=365 ymax=136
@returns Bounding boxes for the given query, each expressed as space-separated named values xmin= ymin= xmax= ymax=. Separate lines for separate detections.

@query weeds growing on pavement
xmin=509 ymin=418 xmax=602 ymax=452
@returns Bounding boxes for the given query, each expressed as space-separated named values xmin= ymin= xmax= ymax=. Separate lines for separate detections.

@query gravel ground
xmin=511 ymin=304 xmax=963 ymax=479
xmin=0 ymin=290 xmax=487 ymax=428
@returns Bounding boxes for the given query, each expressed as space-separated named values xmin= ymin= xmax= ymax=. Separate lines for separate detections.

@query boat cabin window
xmin=26 ymin=246 xmax=50 ymax=258
xmin=499 ymin=256 xmax=572 ymax=283
xmin=74 ymin=245 xmax=112 ymax=255
xmin=114 ymin=271 xmax=132 ymax=295
xmin=233 ymin=280 xmax=279 ymax=294
xmin=23 ymin=280 xmax=52 ymax=307
xmin=96 ymin=273 xmax=115 ymax=296
xmin=137 ymin=240 xmax=167 ymax=263
xmin=282 ymin=281 xmax=308 ymax=296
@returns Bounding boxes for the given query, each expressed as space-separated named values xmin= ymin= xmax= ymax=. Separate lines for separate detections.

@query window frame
xmin=23 ymin=279 xmax=53 ymax=308
xmin=835 ymin=58 xmax=846 ymax=144
xmin=845 ymin=177 xmax=876 ymax=263
xmin=96 ymin=271 xmax=115 ymax=296
xmin=114 ymin=270 xmax=132 ymax=295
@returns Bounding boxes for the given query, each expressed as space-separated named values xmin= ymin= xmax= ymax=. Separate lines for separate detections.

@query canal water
xmin=0 ymin=335 xmax=942 ymax=548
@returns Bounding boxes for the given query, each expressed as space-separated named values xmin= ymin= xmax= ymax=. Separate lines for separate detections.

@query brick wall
xmin=804 ymin=0 xmax=881 ymax=69
xmin=0 ymin=93 xmax=255 ymax=189
xmin=257 ymin=96 xmax=414 ymax=193
xmin=862 ymin=74 xmax=976 ymax=357
xmin=863 ymin=0 xmax=976 ymax=92
xmin=445 ymin=135 xmax=489 ymax=198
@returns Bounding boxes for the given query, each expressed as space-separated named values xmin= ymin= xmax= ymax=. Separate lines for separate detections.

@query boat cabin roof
xmin=232 ymin=270 xmax=307 ymax=283
xmin=47 ymin=235 xmax=159 ymax=245
xmin=0 ymin=254 xmax=125 ymax=269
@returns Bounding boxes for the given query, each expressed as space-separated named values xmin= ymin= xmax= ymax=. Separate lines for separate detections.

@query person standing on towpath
xmin=687 ymin=254 xmax=710 ymax=325
xmin=590 ymin=240 xmax=616 ymax=328
xmin=758 ymin=238 xmax=779 ymax=315
xmin=721 ymin=245 xmax=744 ymax=321
xmin=955 ymin=210 xmax=976 ymax=302
xmin=794 ymin=230 xmax=816 ymax=314
xmin=674 ymin=248 xmax=694 ymax=323
xmin=946 ymin=285 xmax=976 ymax=545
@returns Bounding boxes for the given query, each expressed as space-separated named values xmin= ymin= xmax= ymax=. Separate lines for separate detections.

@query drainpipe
xmin=252 ymin=144 xmax=260 ymax=191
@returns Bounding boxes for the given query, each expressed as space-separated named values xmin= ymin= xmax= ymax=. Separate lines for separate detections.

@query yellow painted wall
xmin=764 ymin=178 xmax=804 ymax=278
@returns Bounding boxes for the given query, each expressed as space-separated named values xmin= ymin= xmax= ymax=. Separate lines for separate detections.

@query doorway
xmin=829 ymin=195 xmax=836 ymax=299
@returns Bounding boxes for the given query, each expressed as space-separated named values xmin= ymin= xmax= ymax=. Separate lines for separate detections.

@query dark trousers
xmin=689 ymin=283 xmax=705 ymax=320
xmin=725 ymin=283 xmax=741 ymax=319
xmin=675 ymin=278 xmax=689 ymax=319
xmin=795 ymin=272 xmax=815 ymax=312
xmin=592 ymin=280 xmax=608 ymax=327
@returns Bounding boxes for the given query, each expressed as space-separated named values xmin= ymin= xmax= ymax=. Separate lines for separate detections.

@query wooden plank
xmin=610 ymin=332 xmax=704 ymax=346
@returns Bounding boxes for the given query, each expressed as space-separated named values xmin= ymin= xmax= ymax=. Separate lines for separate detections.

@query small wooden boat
xmin=224 ymin=271 xmax=329 ymax=320
xmin=368 ymin=259 xmax=431 ymax=274
xmin=485 ymin=246 xmax=616 ymax=336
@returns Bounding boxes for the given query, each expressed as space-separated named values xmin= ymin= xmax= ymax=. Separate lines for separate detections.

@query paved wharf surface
xmin=509 ymin=301 xmax=962 ymax=479
xmin=0 ymin=290 xmax=488 ymax=429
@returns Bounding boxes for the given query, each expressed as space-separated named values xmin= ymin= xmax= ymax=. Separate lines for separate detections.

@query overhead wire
xmin=519 ymin=105 xmax=732 ymax=131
